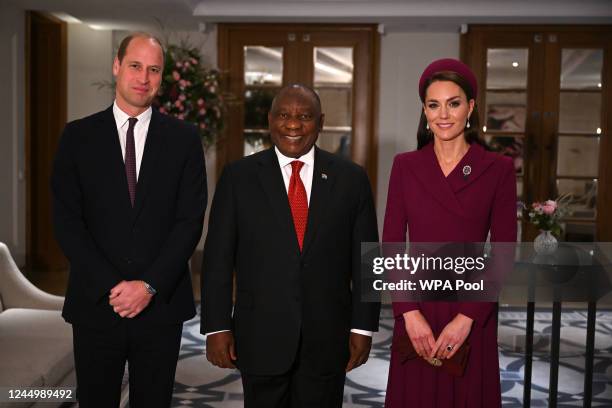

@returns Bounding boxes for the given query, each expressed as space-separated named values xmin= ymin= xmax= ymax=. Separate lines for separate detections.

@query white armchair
xmin=0 ymin=243 xmax=64 ymax=311
xmin=0 ymin=242 xmax=75 ymax=408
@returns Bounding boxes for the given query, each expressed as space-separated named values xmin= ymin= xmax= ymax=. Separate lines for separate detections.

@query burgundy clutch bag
xmin=392 ymin=331 xmax=470 ymax=377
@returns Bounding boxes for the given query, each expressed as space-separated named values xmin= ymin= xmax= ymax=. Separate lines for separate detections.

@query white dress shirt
xmin=207 ymin=146 xmax=373 ymax=338
xmin=112 ymin=101 xmax=152 ymax=180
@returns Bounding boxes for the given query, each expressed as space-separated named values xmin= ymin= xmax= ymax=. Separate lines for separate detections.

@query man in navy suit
xmin=52 ymin=32 xmax=206 ymax=407
xmin=201 ymin=84 xmax=380 ymax=407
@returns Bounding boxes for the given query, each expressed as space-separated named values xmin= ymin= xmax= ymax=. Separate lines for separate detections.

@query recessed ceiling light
xmin=50 ymin=12 xmax=81 ymax=24
xmin=482 ymin=126 xmax=487 ymax=132
xmin=598 ymin=82 xmax=602 ymax=88
xmin=596 ymin=128 xmax=602 ymax=134
xmin=512 ymin=62 xmax=519 ymax=68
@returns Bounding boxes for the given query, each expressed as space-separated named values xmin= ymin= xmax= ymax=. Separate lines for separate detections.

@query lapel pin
xmin=462 ymin=165 xmax=471 ymax=180
xmin=321 ymin=173 xmax=328 ymax=180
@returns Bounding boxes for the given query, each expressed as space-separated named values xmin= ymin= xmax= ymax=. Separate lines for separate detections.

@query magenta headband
xmin=418 ymin=58 xmax=478 ymax=102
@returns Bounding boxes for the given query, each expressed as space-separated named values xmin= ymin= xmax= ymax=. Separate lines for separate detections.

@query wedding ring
xmin=446 ymin=345 xmax=454 ymax=352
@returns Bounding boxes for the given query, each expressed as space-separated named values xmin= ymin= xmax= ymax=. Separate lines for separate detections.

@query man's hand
xmin=345 ymin=332 xmax=372 ymax=372
xmin=403 ymin=310 xmax=436 ymax=358
xmin=109 ymin=280 xmax=153 ymax=318
xmin=431 ymin=313 xmax=473 ymax=360
xmin=206 ymin=331 xmax=237 ymax=369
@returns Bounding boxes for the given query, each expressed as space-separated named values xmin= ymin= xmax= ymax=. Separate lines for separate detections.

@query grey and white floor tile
xmin=166 ymin=305 xmax=612 ymax=407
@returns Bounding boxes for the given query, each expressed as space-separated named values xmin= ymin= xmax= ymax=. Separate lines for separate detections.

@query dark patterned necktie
xmin=288 ymin=160 xmax=308 ymax=251
xmin=125 ymin=117 xmax=138 ymax=206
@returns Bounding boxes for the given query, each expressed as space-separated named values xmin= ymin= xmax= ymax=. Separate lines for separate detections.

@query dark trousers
xmin=72 ymin=321 xmax=183 ymax=408
xmin=241 ymin=343 xmax=346 ymax=408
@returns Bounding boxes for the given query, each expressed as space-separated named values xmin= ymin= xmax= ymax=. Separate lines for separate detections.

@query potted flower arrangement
xmin=524 ymin=194 xmax=572 ymax=254
xmin=154 ymin=42 xmax=223 ymax=148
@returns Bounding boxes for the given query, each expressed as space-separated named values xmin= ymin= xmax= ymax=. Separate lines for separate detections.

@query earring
xmin=426 ymin=122 xmax=429 ymax=130
xmin=466 ymin=118 xmax=471 ymax=129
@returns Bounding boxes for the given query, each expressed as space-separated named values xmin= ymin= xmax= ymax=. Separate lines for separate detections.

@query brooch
xmin=462 ymin=165 xmax=471 ymax=180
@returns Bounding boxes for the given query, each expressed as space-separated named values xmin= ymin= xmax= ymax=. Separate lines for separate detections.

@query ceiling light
xmin=598 ymin=83 xmax=602 ymax=88
xmin=512 ymin=62 xmax=519 ymax=68
xmin=596 ymin=128 xmax=602 ymax=134
xmin=50 ymin=12 xmax=81 ymax=24
xmin=482 ymin=126 xmax=487 ymax=133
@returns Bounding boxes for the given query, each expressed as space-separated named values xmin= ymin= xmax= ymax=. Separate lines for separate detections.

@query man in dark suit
xmin=51 ymin=32 xmax=207 ymax=407
xmin=201 ymin=84 xmax=380 ymax=407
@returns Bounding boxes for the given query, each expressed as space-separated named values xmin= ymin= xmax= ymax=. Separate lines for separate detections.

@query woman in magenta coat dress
xmin=383 ymin=59 xmax=517 ymax=407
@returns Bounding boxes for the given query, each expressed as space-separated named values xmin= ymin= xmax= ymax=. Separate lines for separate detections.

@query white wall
xmin=67 ymin=24 xmax=114 ymax=121
xmin=376 ymin=32 xmax=459 ymax=231
xmin=0 ymin=2 xmax=26 ymax=265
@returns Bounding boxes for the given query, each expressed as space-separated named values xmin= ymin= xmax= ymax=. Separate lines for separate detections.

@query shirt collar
xmin=112 ymin=100 xmax=152 ymax=128
xmin=274 ymin=145 xmax=315 ymax=169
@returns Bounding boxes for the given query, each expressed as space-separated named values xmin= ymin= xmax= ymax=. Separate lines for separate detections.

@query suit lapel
xmin=257 ymin=148 xmax=301 ymax=255
xmin=445 ymin=143 xmax=496 ymax=195
xmin=301 ymin=147 xmax=335 ymax=257
xmin=407 ymin=142 xmax=466 ymax=219
xmin=97 ymin=106 xmax=133 ymax=214
xmin=132 ymin=109 xmax=165 ymax=221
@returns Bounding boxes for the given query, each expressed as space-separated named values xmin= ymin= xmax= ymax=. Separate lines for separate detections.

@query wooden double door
xmin=217 ymin=24 xmax=379 ymax=190
xmin=462 ymin=25 xmax=612 ymax=241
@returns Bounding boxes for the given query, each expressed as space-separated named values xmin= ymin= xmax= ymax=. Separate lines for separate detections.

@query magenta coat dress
xmin=383 ymin=142 xmax=517 ymax=408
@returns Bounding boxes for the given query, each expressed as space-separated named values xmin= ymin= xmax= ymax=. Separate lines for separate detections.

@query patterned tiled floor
xmin=168 ymin=305 xmax=612 ymax=407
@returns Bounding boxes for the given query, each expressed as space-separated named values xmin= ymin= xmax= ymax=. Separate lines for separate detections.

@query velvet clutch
xmin=392 ymin=331 xmax=470 ymax=377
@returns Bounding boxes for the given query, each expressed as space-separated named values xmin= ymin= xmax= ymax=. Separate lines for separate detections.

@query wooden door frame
xmin=216 ymin=23 xmax=380 ymax=194
xmin=25 ymin=11 xmax=68 ymax=269
xmin=461 ymin=24 xmax=612 ymax=241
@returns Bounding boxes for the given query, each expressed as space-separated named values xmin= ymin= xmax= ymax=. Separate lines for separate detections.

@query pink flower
xmin=545 ymin=200 xmax=557 ymax=210
xmin=178 ymin=94 xmax=186 ymax=101
xmin=159 ymin=107 xmax=166 ymax=114
xmin=184 ymin=61 xmax=190 ymax=68
xmin=199 ymin=108 xmax=206 ymax=115
xmin=174 ymin=100 xmax=182 ymax=108
xmin=176 ymin=62 xmax=183 ymax=68
xmin=197 ymin=98 xmax=205 ymax=107
xmin=542 ymin=204 xmax=556 ymax=215
xmin=199 ymin=122 xmax=207 ymax=129
xmin=179 ymin=79 xmax=187 ymax=88
xmin=177 ymin=114 xmax=184 ymax=120
xmin=209 ymin=86 xmax=216 ymax=93
xmin=190 ymin=57 xmax=197 ymax=65
xmin=172 ymin=71 xmax=181 ymax=81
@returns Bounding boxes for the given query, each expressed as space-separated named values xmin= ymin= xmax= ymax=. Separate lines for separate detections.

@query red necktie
xmin=288 ymin=160 xmax=308 ymax=251
xmin=125 ymin=117 xmax=138 ymax=206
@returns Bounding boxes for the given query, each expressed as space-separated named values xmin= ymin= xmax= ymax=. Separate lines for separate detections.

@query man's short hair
xmin=271 ymin=83 xmax=322 ymax=114
xmin=117 ymin=32 xmax=165 ymax=64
